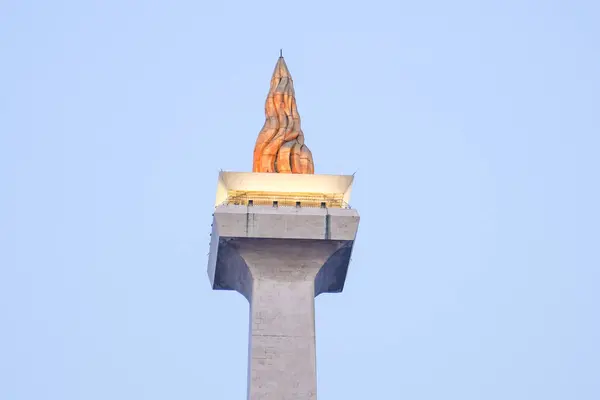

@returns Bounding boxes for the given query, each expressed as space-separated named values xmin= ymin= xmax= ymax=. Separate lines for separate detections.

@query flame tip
xmin=253 ymin=57 xmax=314 ymax=174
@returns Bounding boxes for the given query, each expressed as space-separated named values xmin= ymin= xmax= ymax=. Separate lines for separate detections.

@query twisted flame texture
xmin=252 ymin=57 xmax=314 ymax=174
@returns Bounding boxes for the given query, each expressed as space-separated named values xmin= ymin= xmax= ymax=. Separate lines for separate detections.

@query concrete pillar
xmin=207 ymin=173 xmax=360 ymax=399
xmin=233 ymin=239 xmax=343 ymax=400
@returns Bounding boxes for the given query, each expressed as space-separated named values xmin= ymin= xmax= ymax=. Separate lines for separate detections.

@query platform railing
xmin=221 ymin=191 xmax=351 ymax=209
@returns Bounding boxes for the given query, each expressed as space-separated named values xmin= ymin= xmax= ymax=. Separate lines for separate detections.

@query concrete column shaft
xmin=249 ymin=279 xmax=317 ymax=400
xmin=234 ymin=240 xmax=343 ymax=400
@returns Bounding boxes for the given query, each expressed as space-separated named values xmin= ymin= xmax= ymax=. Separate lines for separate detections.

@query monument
xmin=207 ymin=54 xmax=360 ymax=399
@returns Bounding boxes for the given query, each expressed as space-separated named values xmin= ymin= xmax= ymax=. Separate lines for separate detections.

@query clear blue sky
xmin=1 ymin=1 xmax=599 ymax=399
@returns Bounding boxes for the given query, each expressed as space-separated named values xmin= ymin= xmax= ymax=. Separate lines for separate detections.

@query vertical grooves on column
xmin=325 ymin=211 xmax=331 ymax=239
xmin=245 ymin=208 xmax=250 ymax=236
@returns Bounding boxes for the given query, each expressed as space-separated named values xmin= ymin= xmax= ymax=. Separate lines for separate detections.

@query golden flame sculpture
xmin=252 ymin=56 xmax=314 ymax=174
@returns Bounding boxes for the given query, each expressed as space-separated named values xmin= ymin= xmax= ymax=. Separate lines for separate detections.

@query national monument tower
xmin=207 ymin=54 xmax=360 ymax=399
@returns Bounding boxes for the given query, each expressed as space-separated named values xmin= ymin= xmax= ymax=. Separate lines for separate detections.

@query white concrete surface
xmin=207 ymin=173 xmax=360 ymax=400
